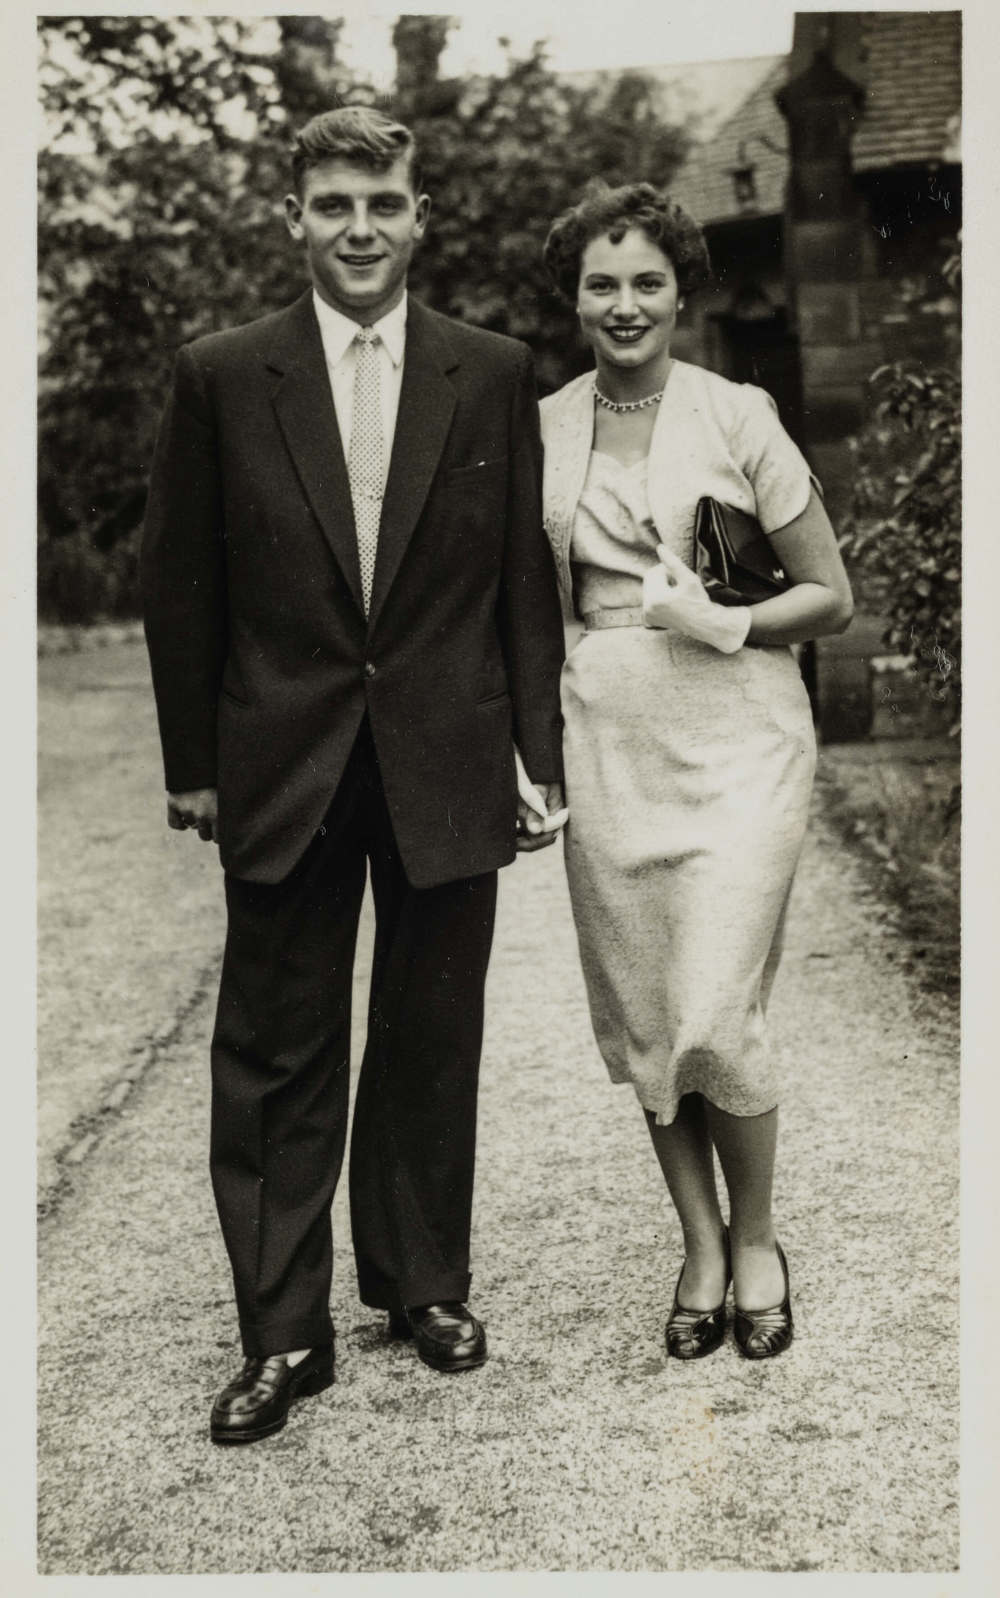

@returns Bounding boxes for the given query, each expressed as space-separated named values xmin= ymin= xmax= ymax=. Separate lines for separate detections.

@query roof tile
xmin=667 ymin=11 xmax=961 ymax=227
xmin=852 ymin=11 xmax=961 ymax=171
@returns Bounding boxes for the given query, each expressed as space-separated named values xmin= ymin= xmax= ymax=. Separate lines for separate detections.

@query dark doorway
xmin=715 ymin=298 xmax=805 ymax=448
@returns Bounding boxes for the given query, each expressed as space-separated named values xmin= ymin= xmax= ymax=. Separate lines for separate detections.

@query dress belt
xmin=582 ymin=607 xmax=646 ymax=631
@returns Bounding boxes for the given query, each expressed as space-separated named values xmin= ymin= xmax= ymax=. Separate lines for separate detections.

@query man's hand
xmin=516 ymin=781 xmax=567 ymax=853
xmin=167 ymin=788 xmax=219 ymax=844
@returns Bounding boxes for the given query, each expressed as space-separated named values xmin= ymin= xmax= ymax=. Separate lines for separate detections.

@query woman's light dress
xmin=540 ymin=361 xmax=818 ymax=1125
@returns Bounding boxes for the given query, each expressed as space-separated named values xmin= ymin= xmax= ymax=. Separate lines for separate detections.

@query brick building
xmin=664 ymin=11 xmax=961 ymax=736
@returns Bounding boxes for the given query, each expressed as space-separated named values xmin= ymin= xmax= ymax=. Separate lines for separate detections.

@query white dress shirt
xmin=312 ymin=289 xmax=407 ymax=480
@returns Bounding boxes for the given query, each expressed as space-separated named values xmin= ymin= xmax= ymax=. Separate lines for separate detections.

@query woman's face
xmin=576 ymin=228 xmax=680 ymax=374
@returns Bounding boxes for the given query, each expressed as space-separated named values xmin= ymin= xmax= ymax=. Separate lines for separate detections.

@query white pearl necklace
xmin=594 ymin=383 xmax=665 ymax=414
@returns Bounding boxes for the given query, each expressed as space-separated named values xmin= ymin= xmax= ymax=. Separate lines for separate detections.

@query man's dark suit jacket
xmin=141 ymin=290 xmax=566 ymax=887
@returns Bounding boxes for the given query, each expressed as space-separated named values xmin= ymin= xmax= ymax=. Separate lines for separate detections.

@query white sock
xmin=284 ymin=1347 xmax=311 ymax=1366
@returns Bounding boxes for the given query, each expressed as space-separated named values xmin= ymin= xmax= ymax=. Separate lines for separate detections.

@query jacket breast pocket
xmin=437 ymin=458 xmax=507 ymax=538
xmin=445 ymin=456 xmax=508 ymax=483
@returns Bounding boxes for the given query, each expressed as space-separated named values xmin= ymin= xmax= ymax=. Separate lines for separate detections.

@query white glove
xmin=514 ymin=746 xmax=569 ymax=834
xmin=642 ymin=544 xmax=751 ymax=654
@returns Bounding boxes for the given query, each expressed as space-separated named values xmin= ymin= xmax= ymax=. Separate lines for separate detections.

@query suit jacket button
xmin=364 ymin=661 xmax=376 ymax=679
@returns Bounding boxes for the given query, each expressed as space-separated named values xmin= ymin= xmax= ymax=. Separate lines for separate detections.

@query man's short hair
xmin=291 ymin=105 xmax=422 ymax=196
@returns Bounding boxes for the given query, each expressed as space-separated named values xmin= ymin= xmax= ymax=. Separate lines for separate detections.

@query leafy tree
xmin=842 ymin=245 xmax=961 ymax=718
xmin=38 ymin=16 xmax=305 ymax=618
xmin=39 ymin=15 xmax=282 ymax=151
xmin=38 ymin=15 xmax=691 ymax=620
xmin=391 ymin=14 xmax=456 ymax=115
xmin=392 ymin=22 xmax=689 ymax=391
xmin=272 ymin=15 xmax=347 ymax=122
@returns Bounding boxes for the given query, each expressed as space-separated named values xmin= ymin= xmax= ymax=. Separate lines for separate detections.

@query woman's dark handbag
xmin=693 ymin=497 xmax=790 ymax=607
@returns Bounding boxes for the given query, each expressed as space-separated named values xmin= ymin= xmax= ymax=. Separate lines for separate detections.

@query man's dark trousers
xmin=211 ymin=717 xmax=498 ymax=1357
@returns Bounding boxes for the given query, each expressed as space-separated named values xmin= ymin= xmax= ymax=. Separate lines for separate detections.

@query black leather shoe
xmin=388 ymin=1302 xmax=487 ymax=1372
xmin=210 ymin=1345 xmax=334 ymax=1444
xmin=733 ymin=1241 xmax=794 ymax=1360
xmin=665 ymin=1231 xmax=731 ymax=1360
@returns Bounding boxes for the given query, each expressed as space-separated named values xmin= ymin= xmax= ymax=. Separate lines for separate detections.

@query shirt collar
xmin=312 ymin=290 xmax=407 ymax=368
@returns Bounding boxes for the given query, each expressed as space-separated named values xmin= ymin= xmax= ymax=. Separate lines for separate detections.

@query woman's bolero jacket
xmin=538 ymin=362 xmax=818 ymax=620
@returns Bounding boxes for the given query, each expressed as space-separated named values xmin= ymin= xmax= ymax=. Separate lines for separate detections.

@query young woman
xmin=540 ymin=181 xmax=853 ymax=1359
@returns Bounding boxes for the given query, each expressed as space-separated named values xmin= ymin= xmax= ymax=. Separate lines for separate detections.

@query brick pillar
xmin=776 ymin=48 xmax=871 ymax=522
xmin=777 ymin=48 xmax=876 ymax=740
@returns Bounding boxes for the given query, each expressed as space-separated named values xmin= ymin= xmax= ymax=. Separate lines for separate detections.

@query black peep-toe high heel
xmin=665 ymin=1229 xmax=731 ymax=1360
xmin=733 ymin=1241 xmax=793 ymax=1360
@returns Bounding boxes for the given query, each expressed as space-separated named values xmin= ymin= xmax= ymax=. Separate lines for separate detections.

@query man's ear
xmin=284 ymin=192 xmax=304 ymax=240
xmin=413 ymin=192 xmax=431 ymax=241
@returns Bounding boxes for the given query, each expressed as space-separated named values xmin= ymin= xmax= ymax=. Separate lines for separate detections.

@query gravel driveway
xmin=34 ymin=640 xmax=959 ymax=1574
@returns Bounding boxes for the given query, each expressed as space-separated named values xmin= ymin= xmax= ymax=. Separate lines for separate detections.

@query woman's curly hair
xmin=543 ymin=180 xmax=712 ymax=304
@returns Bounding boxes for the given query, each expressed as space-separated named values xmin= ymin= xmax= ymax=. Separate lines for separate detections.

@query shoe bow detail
xmin=665 ymin=1231 xmax=731 ymax=1361
xmin=733 ymin=1242 xmax=794 ymax=1361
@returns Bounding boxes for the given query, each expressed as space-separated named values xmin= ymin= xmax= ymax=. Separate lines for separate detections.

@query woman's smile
xmin=604 ymin=324 xmax=649 ymax=345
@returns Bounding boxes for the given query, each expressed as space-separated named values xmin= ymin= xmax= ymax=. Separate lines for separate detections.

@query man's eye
xmin=586 ymin=281 xmax=613 ymax=293
xmin=638 ymin=279 xmax=666 ymax=292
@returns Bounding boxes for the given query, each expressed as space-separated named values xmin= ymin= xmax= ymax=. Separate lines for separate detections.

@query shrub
xmin=843 ymin=246 xmax=961 ymax=720
xmin=38 ymin=17 xmax=692 ymax=624
xmin=37 ymin=523 xmax=142 ymax=624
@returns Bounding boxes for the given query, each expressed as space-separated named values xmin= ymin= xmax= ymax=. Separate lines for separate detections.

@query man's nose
xmin=612 ymin=289 xmax=638 ymax=318
xmin=347 ymin=203 xmax=376 ymax=241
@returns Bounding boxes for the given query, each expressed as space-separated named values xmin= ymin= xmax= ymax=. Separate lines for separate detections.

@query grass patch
xmin=816 ymin=740 xmax=959 ymax=1002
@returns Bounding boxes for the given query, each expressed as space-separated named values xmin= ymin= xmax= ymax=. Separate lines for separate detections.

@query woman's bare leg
xmin=645 ymin=1094 xmax=728 ymax=1309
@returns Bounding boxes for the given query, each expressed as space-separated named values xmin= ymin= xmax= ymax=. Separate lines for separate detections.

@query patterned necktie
xmin=347 ymin=326 xmax=385 ymax=616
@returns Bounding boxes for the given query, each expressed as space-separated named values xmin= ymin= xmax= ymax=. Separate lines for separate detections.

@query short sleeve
xmin=736 ymin=385 xmax=821 ymax=534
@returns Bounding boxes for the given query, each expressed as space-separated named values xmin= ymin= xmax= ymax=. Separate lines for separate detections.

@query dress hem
xmin=628 ymin=1080 xmax=781 ymax=1128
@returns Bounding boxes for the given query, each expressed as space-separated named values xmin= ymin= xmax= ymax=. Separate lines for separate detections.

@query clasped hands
xmin=641 ymin=535 xmax=751 ymax=654
xmin=514 ymin=747 xmax=568 ymax=853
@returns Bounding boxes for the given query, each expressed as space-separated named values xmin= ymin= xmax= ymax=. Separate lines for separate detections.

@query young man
xmin=141 ymin=106 xmax=566 ymax=1443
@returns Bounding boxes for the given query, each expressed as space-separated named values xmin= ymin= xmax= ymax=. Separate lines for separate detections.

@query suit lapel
xmin=368 ymin=300 xmax=457 ymax=629
xmin=267 ymin=292 xmax=366 ymax=615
